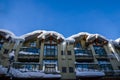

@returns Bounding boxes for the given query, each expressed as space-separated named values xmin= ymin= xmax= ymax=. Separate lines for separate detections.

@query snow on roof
xmin=0 ymin=29 xmax=15 ymax=37
xmin=115 ymin=38 xmax=120 ymax=43
xmin=37 ymin=31 xmax=65 ymax=40
xmin=86 ymin=33 xmax=108 ymax=42
xmin=69 ymin=32 xmax=90 ymax=39
xmin=65 ymin=37 xmax=75 ymax=43
xmin=110 ymin=40 xmax=120 ymax=48
xmin=20 ymin=30 xmax=46 ymax=39
xmin=0 ymin=29 xmax=24 ymax=40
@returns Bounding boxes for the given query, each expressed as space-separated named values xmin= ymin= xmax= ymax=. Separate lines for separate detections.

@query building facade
xmin=0 ymin=29 xmax=120 ymax=80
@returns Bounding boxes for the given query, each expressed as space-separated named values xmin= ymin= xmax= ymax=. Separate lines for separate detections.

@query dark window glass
xmin=67 ymin=51 xmax=71 ymax=55
xmin=4 ymin=49 xmax=9 ymax=54
xmin=44 ymin=44 xmax=57 ymax=56
xmin=69 ymin=67 xmax=74 ymax=73
xmin=62 ymin=67 xmax=66 ymax=73
xmin=98 ymin=60 xmax=113 ymax=71
xmin=61 ymin=51 xmax=64 ymax=55
xmin=0 ymin=43 xmax=3 ymax=50
xmin=93 ymin=45 xmax=106 ymax=55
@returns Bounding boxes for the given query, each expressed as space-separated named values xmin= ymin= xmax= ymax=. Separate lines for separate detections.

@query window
xmin=62 ymin=67 xmax=67 ymax=73
xmin=61 ymin=51 xmax=64 ymax=55
xmin=67 ymin=51 xmax=71 ymax=55
xmin=0 ymin=42 xmax=3 ymax=50
xmin=44 ymin=44 xmax=57 ymax=56
xmin=93 ymin=45 xmax=106 ymax=55
xmin=69 ymin=67 xmax=74 ymax=73
xmin=98 ymin=60 xmax=113 ymax=71
xmin=75 ymin=43 xmax=82 ymax=48
xmin=30 ymin=42 xmax=36 ymax=47
xmin=4 ymin=49 xmax=9 ymax=54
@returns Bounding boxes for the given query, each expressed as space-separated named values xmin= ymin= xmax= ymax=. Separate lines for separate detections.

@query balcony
xmin=95 ymin=54 xmax=108 ymax=59
xmin=75 ymin=63 xmax=105 ymax=77
xmin=18 ymin=47 xmax=40 ymax=62
xmin=43 ymin=62 xmax=60 ymax=74
xmin=13 ymin=62 xmax=41 ymax=72
xmin=18 ymin=54 xmax=39 ymax=62
xmin=75 ymin=49 xmax=93 ymax=61
xmin=43 ymin=55 xmax=58 ymax=60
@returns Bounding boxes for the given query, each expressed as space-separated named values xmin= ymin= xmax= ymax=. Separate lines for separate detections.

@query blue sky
xmin=0 ymin=0 xmax=120 ymax=40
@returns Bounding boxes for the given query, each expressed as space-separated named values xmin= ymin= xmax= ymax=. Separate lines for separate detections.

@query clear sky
xmin=0 ymin=0 xmax=120 ymax=40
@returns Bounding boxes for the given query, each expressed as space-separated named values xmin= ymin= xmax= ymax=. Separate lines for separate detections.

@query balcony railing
xmin=13 ymin=62 xmax=41 ymax=72
xmin=20 ymin=47 xmax=40 ymax=54
xmin=75 ymin=63 xmax=101 ymax=71
xmin=75 ymin=50 xmax=93 ymax=60
xmin=18 ymin=54 xmax=39 ymax=62
xmin=43 ymin=55 xmax=58 ymax=59
xmin=43 ymin=62 xmax=59 ymax=74
xmin=95 ymin=54 xmax=108 ymax=59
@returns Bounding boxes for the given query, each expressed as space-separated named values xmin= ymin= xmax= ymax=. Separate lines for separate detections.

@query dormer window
xmin=30 ymin=41 xmax=36 ymax=47
xmin=75 ymin=42 xmax=82 ymax=49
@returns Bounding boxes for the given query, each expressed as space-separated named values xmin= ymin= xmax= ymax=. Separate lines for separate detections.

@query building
xmin=0 ymin=29 xmax=120 ymax=80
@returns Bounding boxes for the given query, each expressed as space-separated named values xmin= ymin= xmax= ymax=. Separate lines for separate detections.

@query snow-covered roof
xmin=86 ymin=34 xmax=108 ymax=42
xmin=65 ymin=37 xmax=75 ymax=43
xmin=0 ymin=29 xmax=15 ymax=38
xmin=69 ymin=32 xmax=90 ymax=39
xmin=115 ymin=38 xmax=120 ymax=46
xmin=0 ymin=29 xmax=24 ymax=40
xmin=115 ymin=38 xmax=120 ymax=43
xmin=38 ymin=31 xmax=65 ymax=40
xmin=20 ymin=30 xmax=46 ymax=39
xmin=110 ymin=40 xmax=120 ymax=48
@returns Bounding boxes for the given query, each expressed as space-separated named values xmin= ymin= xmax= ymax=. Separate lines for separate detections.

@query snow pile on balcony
xmin=9 ymin=68 xmax=61 ymax=78
xmin=38 ymin=31 xmax=65 ymax=40
xmin=19 ymin=51 xmax=39 ymax=55
xmin=0 ymin=65 xmax=7 ymax=74
xmin=75 ymin=53 xmax=88 ymax=56
xmin=76 ymin=68 xmax=105 ymax=77
xmin=20 ymin=30 xmax=46 ymax=39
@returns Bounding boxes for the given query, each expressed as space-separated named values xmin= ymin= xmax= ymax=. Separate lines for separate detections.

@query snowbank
xmin=0 ymin=65 xmax=7 ymax=74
